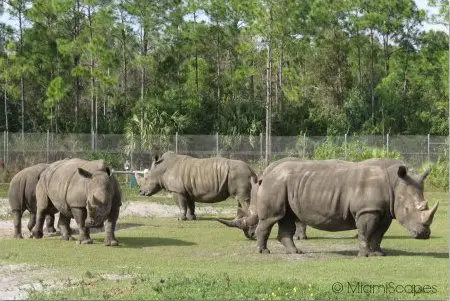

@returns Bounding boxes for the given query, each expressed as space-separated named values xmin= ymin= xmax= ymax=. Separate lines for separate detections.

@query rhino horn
xmin=421 ymin=202 xmax=439 ymax=225
xmin=419 ymin=168 xmax=432 ymax=183
xmin=215 ymin=218 xmax=247 ymax=230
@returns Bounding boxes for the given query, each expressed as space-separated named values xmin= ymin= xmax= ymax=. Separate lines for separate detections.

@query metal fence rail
xmin=0 ymin=132 xmax=448 ymax=173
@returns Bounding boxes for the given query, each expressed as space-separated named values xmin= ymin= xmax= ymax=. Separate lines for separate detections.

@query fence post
xmin=216 ymin=132 xmax=219 ymax=155
xmin=303 ymin=133 xmax=306 ymax=158
xmin=386 ymin=133 xmax=390 ymax=153
xmin=3 ymin=131 xmax=5 ymax=166
xmin=91 ymin=130 xmax=95 ymax=151
xmin=427 ymin=133 xmax=430 ymax=162
xmin=344 ymin=133 xmax=347 ymax=160
xmin=175 ymin=132 xmax=178 ymax=154
xmin=46 ymin=130 xmax=49 ymax=163
xmin=260 ymin=133 xmax=263 ymax=161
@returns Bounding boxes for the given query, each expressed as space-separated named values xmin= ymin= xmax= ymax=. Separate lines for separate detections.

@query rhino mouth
xmin=409 ymin=228 xmax=430 ymax=239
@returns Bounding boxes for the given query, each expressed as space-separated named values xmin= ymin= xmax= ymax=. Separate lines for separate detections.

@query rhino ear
xmin=397 ymin=166 xmax=407 ymax=179
xmin=78 ymin=168 xmax=93 ymax=179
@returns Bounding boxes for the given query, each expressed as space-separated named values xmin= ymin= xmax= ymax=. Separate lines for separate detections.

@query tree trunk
xmin=18 ymin=6 xmax=24 ymax=138
xmin=74 ymin=0 xmax=80 ymax=127
xmin=265 ymin=43 xmax=272 ymax=166
xmin=120 ymin=4 xmax=128 ymax=100
xmin=194 ymin=11 xmax=199 ymax=96
xmin=4 ymin=76 xmax=8 ymax=132
xmin=370 ymin=28 xmax=375 ymax=126
xmin=88 ymin=5 xmax=95 ymax=149
xmin=216 ymin=22 xmax=221 ymax=131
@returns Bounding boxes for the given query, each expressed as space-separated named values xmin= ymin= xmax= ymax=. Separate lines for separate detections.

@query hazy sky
xmin=0 ymin=0 xmax=446 ymax=33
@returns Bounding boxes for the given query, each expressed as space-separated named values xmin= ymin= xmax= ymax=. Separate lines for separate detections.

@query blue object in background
xmin=129 ymin=174 xmax=138 ymax=188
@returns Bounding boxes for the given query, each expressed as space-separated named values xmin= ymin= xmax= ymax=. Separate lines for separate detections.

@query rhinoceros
xmin=32 ymin=158 xmax=121 ymax=246
xmin=136 ymin=151 xmax=257 ymax=229
xmin=8 ymin=163 xmax=56 ymax=238
xmin=219 ymin=159 xmax=438 ymax=256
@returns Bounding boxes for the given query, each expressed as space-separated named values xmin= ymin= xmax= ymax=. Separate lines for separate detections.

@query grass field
xmin=0 ymin=188 xmax=448 ymax=300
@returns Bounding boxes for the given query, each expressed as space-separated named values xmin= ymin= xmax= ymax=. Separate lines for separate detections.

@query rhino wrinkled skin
xmin=32 ymin=158 xmax=122 ymax=246
xmin=137 ymin=151 xmax=257 ymax=237
xmin=221 ymin=159 xmax=438 ymax=256
xmin=257 ymin=158 xmax=404 ymax=240
xmin=8 ymin=163 xmax=56 ymax=238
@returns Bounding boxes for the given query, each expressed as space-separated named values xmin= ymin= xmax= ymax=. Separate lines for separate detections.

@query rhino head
xmin=138 ymin=154 xmax=166 ymax=196
xmin=216 ymin=176 xmax=260 ymax=239
xmin=78 ymin=167 xmax=113 ymax=228
xmin=393 ymin=166 xmax=438 ymax=239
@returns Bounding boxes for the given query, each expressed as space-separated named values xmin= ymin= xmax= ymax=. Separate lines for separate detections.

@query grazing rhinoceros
xmin=8 ymin=163 xmax=57 ymax=238
xmin=32 ymin=158 xmax=121 ymax=246
xmin=136 ymin=151 xmax=257 ymax=232
xmin=219 ymin=159 xmax=438 ymax=256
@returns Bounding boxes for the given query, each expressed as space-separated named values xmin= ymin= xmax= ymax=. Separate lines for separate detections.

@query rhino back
xmin=263 ymin=161 xmax=391 ymax=231
xmin=41 ymin=159 xmax=106 ymax=215
xmin=8 ymin=163 xmax=48 ymax=212
xmin=163 ymin=156 xmax=230 ymax=201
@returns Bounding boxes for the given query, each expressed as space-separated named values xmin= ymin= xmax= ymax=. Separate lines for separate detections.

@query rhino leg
xmin=44 ymin=214 xmax=57 ymax=234
xmin=26 ymin=212 xmax=36 ymax=238
xmin=58 ymin=214 xmax=73 ymax=241
xmin=12 ymin=210 xmax=23 ymax=239
xmin=186 ymin=200 xmax=197 ymax=221
xmin=174 ymin=193 xmax=188 ymax=221
xmin=294 ymin=220 xmax=308 ymax=240
xmin=256 ymin=217 xmax=279 ymax=254
xmin=32 ymin=186 xmax=50 ymax=239
xmin=368 ymin=218 xmax=392 ymax=256
xmin=104 ymin=204 xmax=120 ymax=247
xmin=277 ymin=213 xmax=300 ymax=254
xmin=72 ymin=207 xmax=93 ymax=244
xmin=356 ymin=212 xmax=382 ymax=257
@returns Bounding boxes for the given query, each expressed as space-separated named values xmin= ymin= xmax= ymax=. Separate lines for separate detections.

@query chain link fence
xmin=0 ymin=132 xmax=448 ymax=178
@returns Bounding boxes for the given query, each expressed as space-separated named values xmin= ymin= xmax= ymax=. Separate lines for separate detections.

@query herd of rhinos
xmin=8 ymin=151 xmax=439 ymax=257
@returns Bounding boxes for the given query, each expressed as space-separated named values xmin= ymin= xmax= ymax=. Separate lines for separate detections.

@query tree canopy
xmin=0 ymin=0 xmax=447 ymax=137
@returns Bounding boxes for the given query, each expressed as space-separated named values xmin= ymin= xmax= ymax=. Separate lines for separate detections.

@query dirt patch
xmin=0 ymin=198 xmax=235 ymax=238
xmin=0 ymin=264 xmax=66 ymax=300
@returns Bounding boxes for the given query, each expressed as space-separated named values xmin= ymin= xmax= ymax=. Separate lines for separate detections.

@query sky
xmin=0 ymin=0 xmax=447 ymax=33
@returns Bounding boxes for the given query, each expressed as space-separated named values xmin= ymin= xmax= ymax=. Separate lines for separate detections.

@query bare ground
xmin=0 ymin=198 xmax=236 ymax=300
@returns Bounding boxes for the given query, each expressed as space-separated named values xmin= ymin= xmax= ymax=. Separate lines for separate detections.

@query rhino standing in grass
xmin=219 ymin=159 xmax=438 ymax=256
xmin=32 ymin=158 xmax=121 ymax=246
xmin=136 ymin=151 xmax=257 ymax=236
xmin=8 ymin=163 xmax=56 ymax=238
xmin=256 ymin=158 xmax=404 ymax=240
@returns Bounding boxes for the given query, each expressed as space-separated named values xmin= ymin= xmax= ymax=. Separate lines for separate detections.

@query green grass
xmin=0 ymin=191 xmax=448 ymax=300
xmin=0 ymin=183 xmax=8 ymax=198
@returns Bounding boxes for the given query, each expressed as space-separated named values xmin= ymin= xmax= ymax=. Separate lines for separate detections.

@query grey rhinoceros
xmin=32 ymin=158 xmax=121 ymax=246
xmin=136 ymin=151 xmax=257 ymax=233
xmin=219 ymin=159 xmax=438 ymax=256
xmin=8 ymin=163 xmax=56 ymax=238
xmin=252 ymin=158 xmax=403 ymax=240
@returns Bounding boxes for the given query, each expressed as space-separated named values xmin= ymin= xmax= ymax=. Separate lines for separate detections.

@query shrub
xmin=421 ymin=156 xmax=449 ymax=191
xmin=312 ymin=138 xmax=402 ymax=162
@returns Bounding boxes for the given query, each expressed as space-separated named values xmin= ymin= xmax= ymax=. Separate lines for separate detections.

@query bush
xmin=312 ymin=138 xmax=402 ymax=162
xmin=82 ymin=151 xmax=124 ymax=170
xmin=421 ymin=156 xmax=449 ymax=191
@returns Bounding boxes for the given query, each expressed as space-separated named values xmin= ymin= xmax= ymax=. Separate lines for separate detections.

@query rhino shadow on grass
xmin=331 ymin=249 xmax=448 ymax=258
xmin=117 ymin=236 xmax=196 ymax=249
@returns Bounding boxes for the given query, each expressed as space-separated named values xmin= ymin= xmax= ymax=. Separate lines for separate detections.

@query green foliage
xmin=421 ymin=156 xmax=449 ymax=191
xmin=82 ymin=151 xmax=124 ymax=169
xmin=312 ymin=138 xmax=402 ymax=161
xmin=0 ymin=0 xmax=446 ymax=136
